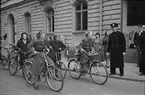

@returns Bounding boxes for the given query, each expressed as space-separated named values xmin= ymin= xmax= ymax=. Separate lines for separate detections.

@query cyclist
xmin=28 ymin=30 xmax=55 ymax=90
xmin=16 ymin=32 xmax=31 ymax=68
xmin=79 ymin=31 xmax=95 ymax=73
xmin=48 ymin=35 xmax=66 ymax=66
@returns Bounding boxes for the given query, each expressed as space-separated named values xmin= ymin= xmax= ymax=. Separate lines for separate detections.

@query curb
xmin=62 ymin=59 xmax=145 ymax=83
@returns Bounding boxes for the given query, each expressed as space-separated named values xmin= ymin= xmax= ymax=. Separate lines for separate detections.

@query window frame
xmin=75 ymin=2 xmax=88 ymax=31
xmin=45 ymin=8 xmax=54 ymax=32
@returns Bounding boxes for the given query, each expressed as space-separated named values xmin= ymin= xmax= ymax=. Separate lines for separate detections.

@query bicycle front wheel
xmin=89 ymin=60 xmax=108 ymax=85
xmin=9 ymin=58 xmax=18 ymax=76
xmin=1 ymin=56 xmax=9 ymax=70
xmin=23 ymin=61 xmax=35 ymax=85
xmin=45 ymin=65 xmax=64 ymax=92
xmin=57 ymin=61 xmax=67 ymax=80
xmin=68 ymin=59 xmax=82 ymax=79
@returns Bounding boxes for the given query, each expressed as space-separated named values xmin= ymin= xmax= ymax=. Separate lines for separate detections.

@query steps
xmin=124 ymin=49 xmax=137 ymax=63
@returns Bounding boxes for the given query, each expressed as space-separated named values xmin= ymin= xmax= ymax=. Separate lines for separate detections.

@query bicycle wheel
xmin=68 ymin=59 xmax=82 ymax=79
xmin=23 ymin=61 xmax=35 ymax=85
xmin=45 ymin=65 xmax=64 ymax=92
xmin=57 ymin=61 xmax=67 ymax=80
xmin=9 ymin=58 xmax=18 ymax=76
xmin=1 ymin=56 xmax=9 ymax=70
xmin=89 ymin=60 xmax=108 ymax=85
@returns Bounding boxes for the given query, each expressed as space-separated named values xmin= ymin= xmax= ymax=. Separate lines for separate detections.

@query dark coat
xmin=139 ymin=31 xmax=145 ymax=74
xmin=16 ymin=39 xmax=31 ymax=65
xmin=48 ymin=40 xmax=66 ymax=63
xmin=134 ymin=32 xmax=140 ymax=46
xmin=107 ymin=31 xmax=126 ymax=68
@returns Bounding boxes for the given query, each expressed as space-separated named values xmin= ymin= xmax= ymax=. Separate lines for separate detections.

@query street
xmin=0 ymin=69 xmax=144 ymax=95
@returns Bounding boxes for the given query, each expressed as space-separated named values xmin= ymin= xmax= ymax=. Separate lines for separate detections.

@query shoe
xmin=120 ymin=74 xmax=124 ymax=77
xmin=139 ymin=73 xmax=143 ymax=76
xmin=33 ymin=84 xmax=39 ymax=90
xmin=109 ymin=73 xmax=115 ymax=75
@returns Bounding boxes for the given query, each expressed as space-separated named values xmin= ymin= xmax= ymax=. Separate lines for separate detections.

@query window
xmin=75 ymin=2 xmax=88 ymax=31
xmin=127 ymin=1 xmax=145 ymax=25
xmin=24 ymin=12 xmax=31 ymax=33
xmin=46 ymin=9 xmax=54 ymax=32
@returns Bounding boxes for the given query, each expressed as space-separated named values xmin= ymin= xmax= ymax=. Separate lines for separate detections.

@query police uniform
xmin=107 ymin=23 xmax=126 ymax=76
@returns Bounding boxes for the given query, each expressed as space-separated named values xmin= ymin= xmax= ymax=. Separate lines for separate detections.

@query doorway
xmin=7 ymin=14 xmax=15 ymax=44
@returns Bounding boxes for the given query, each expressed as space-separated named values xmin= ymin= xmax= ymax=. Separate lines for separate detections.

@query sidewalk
xmin=62 ymin=57 xmax=145 ymax=83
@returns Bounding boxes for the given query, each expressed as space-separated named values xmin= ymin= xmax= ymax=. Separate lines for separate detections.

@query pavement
xmin=62 ymin=57 xmax=145 ymax=83
xmin=0 ymin=67 xmax=144 ymax=95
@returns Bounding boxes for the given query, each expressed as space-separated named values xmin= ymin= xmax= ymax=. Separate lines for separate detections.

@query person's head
xmin=84 ymin=31 xmax=92 ymax=38
xmin=137 ymin=24 xmax=143 ymax=32
xmin=3 ymin=33 xmax=7 ymax=40
xmin=53 ymin=35 xmax=58 ymax=41
xmin=36 ymin=30 xmax=44 ymax=39
xmin=21 ymin=32 xmax=28 ymax=40
xmin=95 ymin=32 xmax=100 ymax=38
xmin=111 ymin=23 xmax=119 ymax=32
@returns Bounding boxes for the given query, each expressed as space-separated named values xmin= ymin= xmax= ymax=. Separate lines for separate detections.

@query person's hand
xmin=123 ymin=52 xmax=126 ymax=55
xmin=106 ymin=52 xmax=109 ymax=56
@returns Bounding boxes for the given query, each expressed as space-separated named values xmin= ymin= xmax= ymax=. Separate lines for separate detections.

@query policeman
xmin=107 ymin=23 xmax=126 ymax=76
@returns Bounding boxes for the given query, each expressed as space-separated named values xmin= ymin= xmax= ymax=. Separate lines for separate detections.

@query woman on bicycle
xmin=16 ymin=32 xmax=31 ymax=68
xmin=48 ymin=35 xmax=66 ymax=65
xmin=28 ymin=30 xmax=55 ymax=90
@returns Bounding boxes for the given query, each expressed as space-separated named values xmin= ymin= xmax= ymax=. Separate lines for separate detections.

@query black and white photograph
xmin=0 ymin=0 xmax=145 ymax=95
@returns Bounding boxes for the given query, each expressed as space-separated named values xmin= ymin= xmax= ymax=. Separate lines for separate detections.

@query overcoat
xmin=107 ymin=31 xmax=126 ymax=68
xmin=139 ymin=31 xmax=145 ymax=74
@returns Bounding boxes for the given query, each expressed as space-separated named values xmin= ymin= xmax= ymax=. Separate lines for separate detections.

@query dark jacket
xmin=134 ymin=32 xmax=140 ymax=46
xmin=17 ymin=39 xmax=31 ymax=52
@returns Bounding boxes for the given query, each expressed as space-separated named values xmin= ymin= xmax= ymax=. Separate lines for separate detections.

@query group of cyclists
xmin=0 ymin=29 xmax=109 ymax=91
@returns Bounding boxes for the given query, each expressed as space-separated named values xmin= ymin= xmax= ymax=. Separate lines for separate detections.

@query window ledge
xmin=72 ymin=31 xmax=87 ymax=35
xmin=45 ymin=32 xmax=54 ymax=36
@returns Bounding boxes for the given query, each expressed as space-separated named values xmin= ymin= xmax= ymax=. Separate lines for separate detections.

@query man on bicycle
xmin=28 ymin=30 xmax=55 ymax=90
xmin=78 ymin=31 xmax=95 ymax=73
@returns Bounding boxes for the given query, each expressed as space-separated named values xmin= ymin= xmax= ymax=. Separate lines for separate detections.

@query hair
xmin=20 ymin=32 xmax=28 ymax=40
xmin=53 ymin=35 xmax=57 ymax=40
xmin=95 ymin=32 xmax=100 ymax=37
xmin=137 ymin=24 xmax=142 ymax=27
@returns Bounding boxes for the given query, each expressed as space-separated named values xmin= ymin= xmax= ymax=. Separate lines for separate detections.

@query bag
xmin=79 ymin=51 xmax=89 ymax=65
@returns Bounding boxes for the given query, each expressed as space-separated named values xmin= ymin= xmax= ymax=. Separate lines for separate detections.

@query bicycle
xmin=54 ymin=51 xmax=67 ymax=80
xmin=68 ymin=47 xmax=108 ymax=85
xmin=24 ymin=49 xmax=64 ymax=92
xmin=0 ymin=44 xmax=14 ymax=70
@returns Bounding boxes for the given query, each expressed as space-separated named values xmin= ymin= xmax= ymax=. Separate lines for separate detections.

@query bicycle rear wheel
xmin=9 ymin=58 xmax=18 ymax=76
xmin=45 ymin=65 xmax=64 ymax=92
xmin=68 ymin=59 xmax=82 ymax=79
xmin=57 ymin=61 xmax=67 ymax=80
xmin=23 ymin=61 xmax=35 ymax=85
xmin=89 ymin=60 xmax=108 ymax=85
xmin=1 ymin=56 xmax=9 ymax=70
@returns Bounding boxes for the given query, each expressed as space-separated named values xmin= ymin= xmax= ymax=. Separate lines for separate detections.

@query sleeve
xmin=28 ymin=40 xmax=35 ymax=51
xmin=122 ymin=33 xmax=126 ymax=53
xmin=60 ymin=41 xmax=66 ymax=51
xmin=133 ymin=33 xmax=137 ymax=45
xmin=107 ymin=35 xmax=111 ymax=53
xmin=16 ymin=40 xmax=20 ymax=48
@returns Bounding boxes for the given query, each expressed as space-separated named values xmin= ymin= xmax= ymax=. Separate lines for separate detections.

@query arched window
xmin=24 ymin=12 xmax=31 ymax=33
xmin=75 ymin=2 xmax=88 ymax=31
xmin=45 ymin=8 xmax=54 ymax=32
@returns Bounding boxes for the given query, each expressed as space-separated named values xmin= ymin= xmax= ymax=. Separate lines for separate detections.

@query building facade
xmin=1 ymin=0 xmax=145 ymax=46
